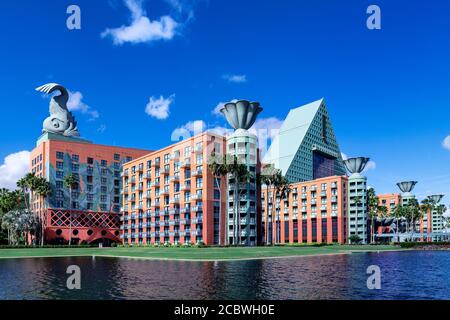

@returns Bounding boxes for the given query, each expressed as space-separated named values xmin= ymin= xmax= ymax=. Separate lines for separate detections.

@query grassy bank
xmin=0 ymin=245 xmax=405 ymax=261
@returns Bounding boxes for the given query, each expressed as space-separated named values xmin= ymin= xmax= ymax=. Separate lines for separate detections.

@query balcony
xmin=171 ymin=152 xmax=180 ymax=161
xmin=192 ymin=216 xmax=203 ymax=224
xmin=192 ymin=205 xmax=203 ymax=212
xmin=169 ymin=208 xmax=180 ymax=214
xmin=191 ymin=193 xmax=202 ymax=201
xmin=160 ymin=189 xmax=169 ymax=196
xmin=169 ymin=220 xmax=180 ymax=226
xmin=151 ymin=181 xmax=160 ymax=187
xmin=161 ymin=168 xmax=170 ymax=175
xmin=181 ymin=184 xmax=191 ymax=191
xmin=180 ymin=207 xmax=191 ymax=214
xmin=150 ymin=222 xmax=160 ymax=228
xmin=169 ymin=198 xmax=180 ymax=205
xmin=180 ymin=218 xmax=191 ymax=225
xmin=331 ymin=196 xmax=337 ymax=203
xmin=169 ymin=175 xmax=180 ymax=183
xmin=169 ymin=230 xmax=179 ymax=237
xmin=192 ymin=169 xmax=203 ymax=177
xmin=152 ymin=161 xmax=160 ymax=168
xmin=292 ymin=200 xmax=298 ymax=207
xmin=194 ymin=145 xmax=203 ymax=153
xmin=180 ymin=159 xmax=191 ymax=168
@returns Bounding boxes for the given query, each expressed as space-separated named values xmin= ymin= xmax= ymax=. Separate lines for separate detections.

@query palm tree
xmin=420 ymin=197 xmax=434 ymax=241
xmin=64 ymin=173 xmax=78 ymax=246
xmin=207 ymin=153 xmax=229 ymax=246
xmin=351 ymin=196 xmax=362 ymax=244
xmin=273 ymin=174 xmax=290 ymax=244
xmin=392 ymin=204 xmax=406 ymax=242
xmin=16 ymin=172 xmax=37 ymax=213
xmin=260 ymin=165 xmax=278 ymax=245
xmin=34 ymin=177 xmax=52 ymax=246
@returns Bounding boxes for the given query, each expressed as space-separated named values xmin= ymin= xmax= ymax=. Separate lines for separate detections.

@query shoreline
xmin=0 ymin=247 xmax=414 ymax=262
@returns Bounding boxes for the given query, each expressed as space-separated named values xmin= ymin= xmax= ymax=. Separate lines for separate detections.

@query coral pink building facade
xmin=30 ymin=133 xmax=150 ymax=245
xmin=261 ymin=175 xmax=348 ymax=244
xmin=120 ymin=132 xmax=228 ymax=245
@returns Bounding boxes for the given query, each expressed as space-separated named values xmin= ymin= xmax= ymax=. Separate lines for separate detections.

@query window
xmin=56 ymin=161 xmax=64 ymax=170
xmin=56 ymin=171 xmax=64 ymax=179
xmin=101 ymin=160 xmax=107 ymax=167
xmin=100 ymin=195 xmax=107 ymax=202
xmin=114 ymin=153 xmax=120 ymax=161
xmin=72 ymin=163 xmax=79 ymax=172
xmin=72 ymin=154 xmax=79 ymax=162
xmin=56 ymin=151 xmax=64 ymax=159
xmin=87 ymin=157 xmax=94 ymax=165
xmin=196 ymin=178 xmax=203 ymax=188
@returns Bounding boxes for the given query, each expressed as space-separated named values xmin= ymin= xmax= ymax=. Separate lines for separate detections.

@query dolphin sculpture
xmin=36 ymin=83 xmax=80 ymax=137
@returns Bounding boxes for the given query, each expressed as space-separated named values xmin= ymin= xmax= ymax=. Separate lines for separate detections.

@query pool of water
xmin=0 ymin=251 xmax=449 ymax=299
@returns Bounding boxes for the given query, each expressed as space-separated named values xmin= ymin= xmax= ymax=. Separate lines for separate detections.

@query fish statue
xmin=36 ymin=83 xmax=80 ymax=137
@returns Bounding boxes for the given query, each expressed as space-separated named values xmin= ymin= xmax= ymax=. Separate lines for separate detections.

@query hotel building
xmin=262 ymin=99 xmax=349 ymax=244
xmin=30 ymin=132 xmax=150 ymax=244
xmin=120 ymin=132 xmax=229 ymax=246
xmin=261 ymin=175 xmax=348 ymax=244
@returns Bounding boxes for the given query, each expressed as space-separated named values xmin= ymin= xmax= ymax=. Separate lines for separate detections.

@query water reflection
xmin=0 ymin=251 xmax=449 ymax=300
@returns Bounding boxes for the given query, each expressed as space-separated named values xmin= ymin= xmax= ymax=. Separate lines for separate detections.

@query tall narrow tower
xmin=343 ymin=157 xmax=370 ymax=244
xmin=429 ymin=194 xmax=445 ymax=241
xmin=396 ymin=181 xmax=418 ymax=206
xmin=220 ymin=100 xmax=262 ymax=246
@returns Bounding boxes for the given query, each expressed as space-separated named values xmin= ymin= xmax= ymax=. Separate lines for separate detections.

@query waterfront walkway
xmin=0 ymin=245 xmax=406 ymax=261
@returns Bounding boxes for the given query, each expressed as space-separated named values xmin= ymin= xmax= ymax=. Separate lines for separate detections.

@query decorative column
xmin=343 ymin=157 xmax=370 ymax=244
xmin=396 ymin=181 xmax=417 ymax=206
xmin=220 ymin=100 xmax=262 ymax=246
xmin=429 ymin=194 xmax=445 ymax=241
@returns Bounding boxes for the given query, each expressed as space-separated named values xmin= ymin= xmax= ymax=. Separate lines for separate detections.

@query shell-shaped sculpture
xmin=220 ymin=100 xmax=263 ymax=130
xmin=36 ymin=83 xmax=80 ymax=137
xmin=429 ymin=194 xmax=444 ymax=203
xmin=396 ymin=181 xmax=417 ymax=193
xmin=343 ymin=157 xmax=370 ymax=174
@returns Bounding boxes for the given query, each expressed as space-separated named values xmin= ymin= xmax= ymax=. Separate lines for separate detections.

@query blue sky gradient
xmin=0 ymin=0 xmax=449 ymax=207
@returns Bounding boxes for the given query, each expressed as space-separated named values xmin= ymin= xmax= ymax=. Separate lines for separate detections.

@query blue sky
xmin=0 ymin=0 xmax=449 ymax=209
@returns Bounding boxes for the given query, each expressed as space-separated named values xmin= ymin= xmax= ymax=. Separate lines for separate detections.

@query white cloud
xmin=145 ymin=94 xmax=174 ymax=120
xmin=67 ymin=91 xmax=99 ymax=120
xmin=222 ymin=74 xmax=247 ymax=83
xmin=248 ymin=117 xmax=283 ymax=157
xmin=171 ymin=120 xmax=205 ymax=141
xmin=442 ymin=135 xmax=450 ymax=151
xmin=102 ymin=0 xmax=179 ymax=45
xmin=0 ymin=151 xmax=30 ymax=190
xmin=364 ymin=160 xmax=377 ymax=172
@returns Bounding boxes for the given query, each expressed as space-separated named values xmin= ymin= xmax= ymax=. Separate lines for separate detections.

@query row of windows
xmin=55 ymin=151 xmax=131 ymax=164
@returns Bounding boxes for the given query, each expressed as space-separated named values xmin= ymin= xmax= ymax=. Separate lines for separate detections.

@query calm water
xmin=0 ymin=251 xmax=449 ymax=300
